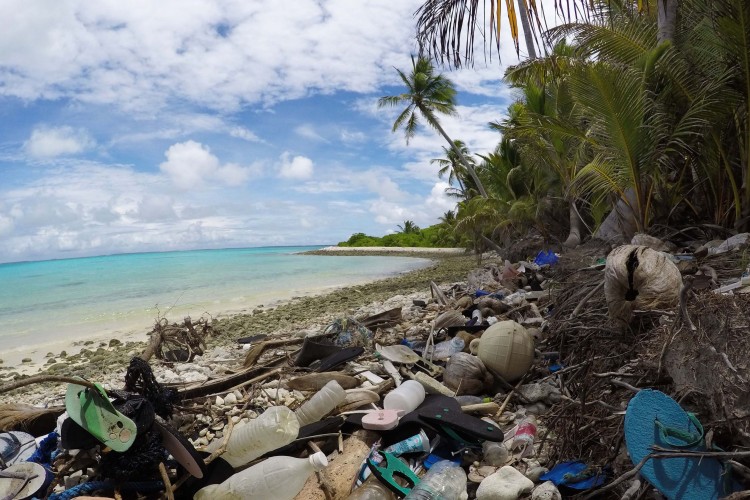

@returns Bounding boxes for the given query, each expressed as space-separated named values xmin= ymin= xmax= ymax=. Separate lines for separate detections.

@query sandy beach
xmin=0 ymin=250 xmax=480 ymax=399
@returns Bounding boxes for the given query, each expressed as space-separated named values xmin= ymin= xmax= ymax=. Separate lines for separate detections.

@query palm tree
xmin=397 ymin=220 xmax=421 ymax=234
xmin=431 ymin=140 xmax=475 ymax=198
xmin=414 ymin=0 xmax=593 ymax=68
xmin=378 ymin=56 xmax=489 ymax=198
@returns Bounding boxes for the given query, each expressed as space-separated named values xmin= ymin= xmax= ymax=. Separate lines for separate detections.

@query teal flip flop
xmin=65 ymin=381 xmax=137 ymax=453
xmin=624 ymin=389 xmax=741 ymax=500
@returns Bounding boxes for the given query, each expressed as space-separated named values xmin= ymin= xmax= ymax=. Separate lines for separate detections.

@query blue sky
xmin=0 ymin=0 xmax=552 ymax=264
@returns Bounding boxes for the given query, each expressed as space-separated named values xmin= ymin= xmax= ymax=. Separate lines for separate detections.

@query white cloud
xmin=0 ymin=214 xmax=14 ymax=237
xmin=229 ymin=126 xmax=262 ymax=142
xmin=370 ymin=199 xmax=413 ymax=225
xmin=159 ymin=140 xmax=254 ymax=189
xmin=295 ymin=124 xmax=328 ymax=142
xmin=340 ymin=129 xmax=366 ymax=143
xmin=425 ymin=181 xmax=457 ymax=214
xmin=24 ymin=126 xmax=95 ymax=159
xmin=278 ymin=152 xmax=314 ymax=180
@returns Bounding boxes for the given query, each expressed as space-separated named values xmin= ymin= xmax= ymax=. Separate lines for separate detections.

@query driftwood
xmin=243 ymin=337 xmax=304 ymax=367
xmin=142 ymin=316 xmax=212 ymax=362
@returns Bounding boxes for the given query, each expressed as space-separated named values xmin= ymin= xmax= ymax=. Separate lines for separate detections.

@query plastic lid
xmin=362 ymin=409 xmax=401 ymax=430
xmin=309 ymin=451 xmax=329 ymax=470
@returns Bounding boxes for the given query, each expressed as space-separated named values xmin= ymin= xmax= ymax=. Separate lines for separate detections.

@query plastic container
xmin=482 ymin=441 xmax=509 ymax=466
xmin=383 ymin=380 xmax=426 ymax=413
xmin=404 ymin=460 xmax=468 ymax=500
xmin=429 ymin=338 xmax=465 ymax=361
xmin=220 ymin=405 xmax=300 ymax=468
xmin=194 ymin=451 xmax=328 ymax=500
xmin=511 ymin=415 xmax=537 ymax=458
xmin=347 ymin=474 xmax=397 ymax=500
xmin=295 ymin=380 xmax=347 ymax=427
xmin=384 ymin=430 xmax=430 ymax=456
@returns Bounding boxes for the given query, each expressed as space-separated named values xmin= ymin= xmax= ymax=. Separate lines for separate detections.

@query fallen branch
xmin=0 ymin=375 xmax=97 ymax=395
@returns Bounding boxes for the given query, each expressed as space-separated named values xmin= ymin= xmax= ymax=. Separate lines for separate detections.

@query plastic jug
xmin=194 ymin=451 xmax=328 ymax=500
xmin=220 ymin=405 xmax=300 ymax=468
xmin=383 ymin=380 xmax=426 ymax=414
xmin=295 ymin=380 xmax=347 ymax=427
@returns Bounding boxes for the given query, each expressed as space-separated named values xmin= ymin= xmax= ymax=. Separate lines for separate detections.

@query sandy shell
xmin=336 ymin=389 xmax=380 ymax=412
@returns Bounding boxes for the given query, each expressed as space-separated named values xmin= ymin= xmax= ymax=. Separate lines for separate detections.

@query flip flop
xmin=624 ymin=389 xmax=742 ymax=500
xmin=0 ymin=462 xmax=51 ymax=500
xmin=367 ymin=450 xmax=420 ymax=497
xmin=397 ymin=395 xmax=503 ymax=447
xmin=65 ymin=381 xmax=137 ymax=453
xmin=0 ymin=432 xmax=37 ymax=466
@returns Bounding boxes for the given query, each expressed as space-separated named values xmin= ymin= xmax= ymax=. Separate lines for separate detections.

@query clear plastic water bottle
xmin=404 ymin=460 xmax=468 ymax=500
xmin=346 ymin=474 xmax=397 ymax=500
xmin=194 ymin=451 xmax=328 ymax=500
xmin=429 ymin=338 xmax=465 ymax=361
xmin=295 ymin=380 xmax=346 ymax=427
xmin=220 ymin=405 xmax=300 ymax=468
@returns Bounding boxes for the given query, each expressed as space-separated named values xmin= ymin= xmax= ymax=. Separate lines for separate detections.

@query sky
xmin=0 ymin=0 xmax=556 ymax=264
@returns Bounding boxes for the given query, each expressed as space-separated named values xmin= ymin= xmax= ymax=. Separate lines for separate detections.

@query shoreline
xmin=0 ymin=251 xmax=482 ymax=398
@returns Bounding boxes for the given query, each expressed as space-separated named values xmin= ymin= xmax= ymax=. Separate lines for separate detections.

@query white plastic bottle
xmin=404 ymin=460 xmax=468 ymax=500
xmin=194 ymin=451 xmax=329 ymax=500
xmin=219 ymin=405 xmax=300 ymax=468
xmin=383 ymin=380 xmax=426 ymax=413
xmin=295 ymin=380 xmax=347 ymax=427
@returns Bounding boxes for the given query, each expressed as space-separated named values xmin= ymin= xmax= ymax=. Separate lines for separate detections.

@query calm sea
xmin=0 ymin=246 xmax=431 ymax=351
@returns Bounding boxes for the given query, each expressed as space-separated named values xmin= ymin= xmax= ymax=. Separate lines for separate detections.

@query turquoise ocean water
xmin=0 ymin=246 xmax=431 ymax=352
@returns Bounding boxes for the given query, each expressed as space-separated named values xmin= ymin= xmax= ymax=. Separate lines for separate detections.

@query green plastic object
xmin=65 ymin=380 xmax=137 ymax=452
xmin=367 ymin=451 xmax=420 ymax=497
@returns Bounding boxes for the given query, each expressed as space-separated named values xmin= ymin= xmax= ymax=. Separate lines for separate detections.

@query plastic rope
xmin=27 ymin=431 xmax=58 ymax=467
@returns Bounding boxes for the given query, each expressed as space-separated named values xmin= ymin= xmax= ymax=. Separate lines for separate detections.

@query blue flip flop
xmin=624 ymin=389 xmax=741 ymax=500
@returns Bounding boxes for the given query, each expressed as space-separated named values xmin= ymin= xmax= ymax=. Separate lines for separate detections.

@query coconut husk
xmin=443 ymin=352 xmax=493 ymax=396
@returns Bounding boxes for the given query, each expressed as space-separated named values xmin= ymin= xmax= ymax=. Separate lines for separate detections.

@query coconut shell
xmin=454 ymin=331 xmax=479 ymax=352
xmin=443 ymin=352 xmax=494 ymax=395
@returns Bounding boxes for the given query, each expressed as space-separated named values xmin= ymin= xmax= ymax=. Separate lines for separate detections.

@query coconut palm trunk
xmin=518 ymin=0 xmax=537 ymax=59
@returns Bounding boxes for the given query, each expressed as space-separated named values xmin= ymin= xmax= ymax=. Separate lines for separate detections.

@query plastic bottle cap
xmin=309 ymin=451 xmax=329 ymax=470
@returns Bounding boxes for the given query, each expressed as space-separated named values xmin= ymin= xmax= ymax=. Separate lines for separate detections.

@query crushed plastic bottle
xmin=511 ymin=415 xmax=537 ymax=458
xmin=295 ymin=380 xmax=346 ymax=427
xmin=428 ymin=337 xmax=465 ymax=361
xmin=346 ymin=474 xmax=397 ymax=500
xmin=219 ymin=405 xmax=299 ymax=468
xmin=404 ymin=460 xmax=468 ymax=500
xmin=194 ymin=451 xmax=328 ymax=500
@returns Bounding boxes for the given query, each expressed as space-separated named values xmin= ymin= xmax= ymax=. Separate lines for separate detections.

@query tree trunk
xmin=595 ymin=190 xmax=640 ymax=244
xmin=517 ymin=0 xmax=537 ymax=60
xmin=657 ymin=0 xmax=678 ymax=43
xmin=563 ymin=199 xmax=584 ymax=248
xmin=431 ymin=119 xmax=489 ymax=198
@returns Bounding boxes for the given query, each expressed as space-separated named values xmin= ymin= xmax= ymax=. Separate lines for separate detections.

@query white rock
xmin=476 ymin=466 xmax=534 ymax=500
xmin=531 ymin=481 xmax=561 ymax=500
xmin=525 ymin=466 xmax=548 ymax=483
xmin=215 ymin=396 xmax=225 ymax=406
xmin=224 ymin=393 xmax=238 ymax=405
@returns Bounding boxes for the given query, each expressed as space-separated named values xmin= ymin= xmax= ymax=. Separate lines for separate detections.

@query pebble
xmin=531 ymin=481 xmax=561 ymax=500
xmin=224 ymin=392 xmax=237 ymax=405
xmin=215 ymin=396 xmax=225 ymax=406
xmin=525 ymin=466 xmax=549 ymax=483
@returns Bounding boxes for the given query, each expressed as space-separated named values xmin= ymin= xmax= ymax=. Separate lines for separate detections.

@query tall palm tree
xmin=379 ymin=56 xmax=489 ymax=198
xmin=397 ymin=220 xmax=421 ymax=234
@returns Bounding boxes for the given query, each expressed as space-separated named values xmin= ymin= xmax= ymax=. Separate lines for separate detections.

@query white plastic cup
xmin=383 ymin=380 xmax=425 ymax=413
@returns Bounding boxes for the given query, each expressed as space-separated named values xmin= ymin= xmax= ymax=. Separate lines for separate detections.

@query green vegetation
xmin=382 ymin=0 xmax=750 ymax=251
xmin=338 ymin=218 xmax=462 ymax=248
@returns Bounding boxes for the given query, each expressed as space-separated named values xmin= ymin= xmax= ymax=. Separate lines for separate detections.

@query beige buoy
xmin=470 ymin=320 xmax=534 ymax=381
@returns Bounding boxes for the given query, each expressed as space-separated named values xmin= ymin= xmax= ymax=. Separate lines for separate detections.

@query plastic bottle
xmin=346 ymin=474 xmax=397 ymax=500
xmin=403 ymin=460 xmax=468 ymax=500
xmin=383 ymin=380 xmax=426 ymax=413
xmin=194 ymin=451 xmax=328 ymax=500
xmin=511 ymin=415 xmax=537 ymax=458
xmin=295 ymin=380 xmax=347 ymax=427
xmin=220 ymin=405 xmax=300 ymax=468
xmin=482 ymin=441 xmax=509 ymax=466
xmin=429 ymin=338 xmax=465 ymax=361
